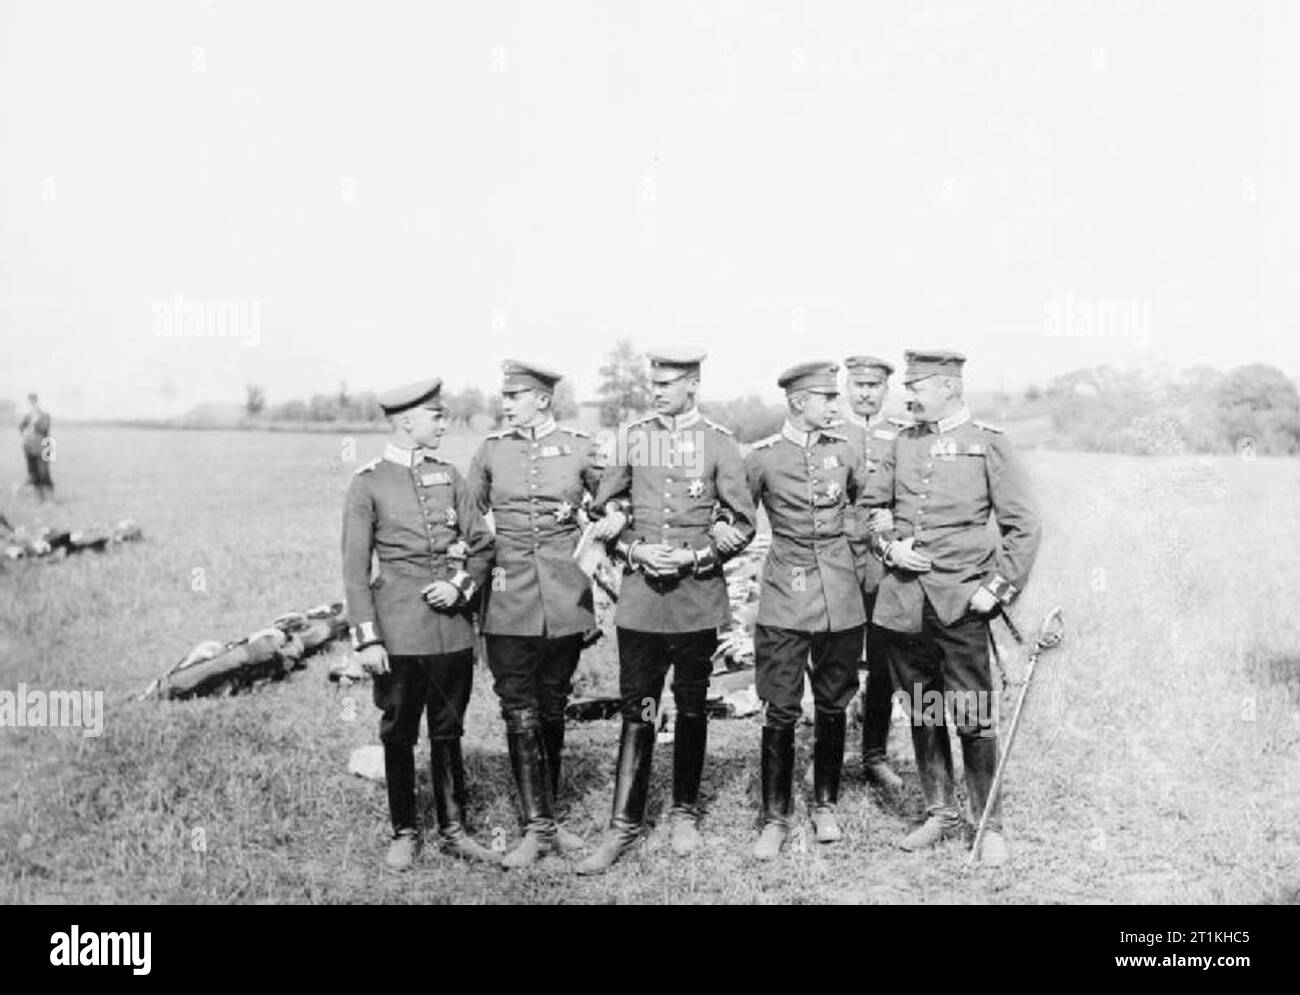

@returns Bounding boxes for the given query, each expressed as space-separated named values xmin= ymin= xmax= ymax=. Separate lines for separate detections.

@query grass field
xmin=2 ymin=425 xmax=1298 ymax=904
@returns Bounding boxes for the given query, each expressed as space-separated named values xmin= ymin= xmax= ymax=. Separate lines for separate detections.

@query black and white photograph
xmin=1 ymin=0 xmax=1296 ymax=934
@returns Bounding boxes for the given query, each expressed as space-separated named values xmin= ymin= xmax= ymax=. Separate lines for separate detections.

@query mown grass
xmin=2 ymin=427 xmax=1298 ymax=903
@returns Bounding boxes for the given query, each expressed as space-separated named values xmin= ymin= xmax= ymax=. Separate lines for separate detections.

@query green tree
xmin=596 ymin=338 xmax=650 ymax=427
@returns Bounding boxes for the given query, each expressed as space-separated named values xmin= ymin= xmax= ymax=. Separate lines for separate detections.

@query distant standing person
xmin=19 ymin=393 xmax=53 ymax=501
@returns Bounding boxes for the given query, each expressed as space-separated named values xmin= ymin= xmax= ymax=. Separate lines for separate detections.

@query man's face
xmin=846 ymin=372 xmax=888 ymax=419
xmin=651 ymin=373 xmax=694 ymax=416
xmin=501 ymin=387 xmax=545 ymax=427
xmin=406 ymin=405 xmax=447 ymax=448
xmin=801 ymin=390 xmax=840 ymax=428
xmin=903 ymin=376 xmax=952 ymax=423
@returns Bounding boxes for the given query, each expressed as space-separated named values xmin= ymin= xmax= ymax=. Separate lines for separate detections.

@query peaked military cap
xmin=646 ymin=346 xmax=707 ymax=383
xmin=902 ymin=350 xmax=966 ymax=384
xmin=378 ymin=377 xmax=444 ymax=414
xmin=777 ymin=361 xmax=840 ymax=394
xmin=501 ymin=359 xmax=563 ymax=393
xmin=844 ymin=355 xmax=895 ymax=378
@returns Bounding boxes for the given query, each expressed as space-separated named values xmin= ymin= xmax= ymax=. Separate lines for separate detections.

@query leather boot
xmin=962 ymin=732 xmax=1009 ymax=866
xmin=502 ymin=710 xmax=557 ymax=869
xmin=575 ymin=720 xmax=654 ymax=875
xmin=753 ymin=725 xmax=794 ymax=860
xmin=430 ymin=738 xmax=501 ymax=865
xmin=541 ymin=719 xmax=586 ymax=853
xmin=383 ymin=744 xmax=417 ymax=838
xmin=385 ymin=829 xmax=419 ymax=871
xmin=898 ymin=721 xmax=960 ymax=851
xmin=668 ymin=712 xmax=707 ymax=855
xmin=811 ymin=711 xmax=845 ymax=843
xmin=862 ymin=663 xmax=903 ymax=791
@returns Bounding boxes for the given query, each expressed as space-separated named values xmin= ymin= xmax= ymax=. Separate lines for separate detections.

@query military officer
xmin=576 ymin=347 xmax=757 ymax=874
xmin=745 ymin=362 xmax=883 ymax=859
xmin=341 ymin=377 xmax=498 ymax=870
xmin=837 ymin=356 xmax=910 ymax=791
xmin=870 ymin=350 xmax=1041 ymax=866
xmin=467 ymin=360 xmax=605 ymax=868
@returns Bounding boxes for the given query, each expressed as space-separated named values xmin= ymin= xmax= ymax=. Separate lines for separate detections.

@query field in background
xmin=2 ymin=426 xmax=1298 ymax=904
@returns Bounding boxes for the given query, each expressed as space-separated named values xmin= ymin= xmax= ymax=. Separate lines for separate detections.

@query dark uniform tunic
xmin=467 ymin=417 xmax=603 ymax=638
xmin=591 ymin=407 xmax=757 ymax=719
xmin=744 ymin=421 xmax=882 ymax=727
xmin=341 ymin=443 xmax=493 ymax=744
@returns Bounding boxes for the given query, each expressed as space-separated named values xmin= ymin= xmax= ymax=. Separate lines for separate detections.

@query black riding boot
xmin=430 ymin=738 xmax=501 ymax=864
xmin=812 ymin=711 xmax=846 ymax=842
xmin=669 ymin=712 xmax=707 ymax=854
xmin=753 ymin=725 xmax=794 ymax=859
xmin=502 ymin=710 xmax=557 ymax=869
xmin=575 ymin=720 xmax=654 ymax=875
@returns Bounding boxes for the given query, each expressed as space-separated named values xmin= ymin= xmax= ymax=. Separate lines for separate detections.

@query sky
xmin=2 ymin=0 xmax=1297 ymax=418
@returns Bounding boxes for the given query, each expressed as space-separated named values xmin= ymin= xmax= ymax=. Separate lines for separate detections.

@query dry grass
xmin=2 ymin=428 xmax=1298 ymax=903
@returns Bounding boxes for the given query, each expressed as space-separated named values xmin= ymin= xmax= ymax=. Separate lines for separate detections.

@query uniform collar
xmin=383 ymin=443 xmax=434 ymax=467
xmin=933 ymin=405 xmax=971 ymax=435
xmin=512 ymin=416 xmax=557 ymax=441
xmin=781 ymin=420 xmax=821 ymax=448
xmin=655 ymin=407 xmax=701 ymax=431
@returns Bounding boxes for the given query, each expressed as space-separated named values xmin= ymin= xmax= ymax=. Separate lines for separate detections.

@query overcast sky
xmin=2 ymin=0 xmax=1296 ymax=418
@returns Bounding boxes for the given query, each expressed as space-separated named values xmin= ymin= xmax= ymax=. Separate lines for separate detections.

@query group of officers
xmin=340 ymin=346 xmax=1041 ymax=873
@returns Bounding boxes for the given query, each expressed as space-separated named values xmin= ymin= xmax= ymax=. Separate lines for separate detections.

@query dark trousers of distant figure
xmin=885 ymin=597 xmax=1002 ymax=831
xmin=24 ymin=451 xmax=53 ymax=498
xmin=372 ymin=650 xmax=472 ymax=833
xmin=860 ymin=591 xmax=897 ymax=764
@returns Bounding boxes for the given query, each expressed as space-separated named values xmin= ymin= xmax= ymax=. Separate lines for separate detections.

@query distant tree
xmin=244 ymin=383 xmax=266 ymax=418
xmin=1214 ymin=364 xmax=1300 ymax=454
xmin=551 ymin=380 xmax=579 ymax=422
xmin=447 ymin=386 xmax=485 ymax=427
xmin=1023 ymin=384 xmax=1041 ymax=403
xmin=488 ymin=393 xmax=504 ymax=428
xmin=337 ymin=380 xmax=351 ymax=411
xmin=308 ymin=393 xmax=338 ymax=422
xmin=596 ymin=338 xmax=650 ymax=427
xmin=700 ymin=396 xmax=786 ymax=444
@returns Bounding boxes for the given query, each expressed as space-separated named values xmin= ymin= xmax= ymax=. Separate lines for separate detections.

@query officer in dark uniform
xmin=576 ymin=347 xmax=757 ymax=874
xmin=467 ymin=360 xmax=605 ymax=868
xmin=341 ymin=377 xmax=498 ymax=870
xmin=837 ymin=356 xmax=909 ymax=791
xmin=870 ymin=350 xmax=1041 ymax=866
xmin=745 ymin=362 xmax=882 ymax=858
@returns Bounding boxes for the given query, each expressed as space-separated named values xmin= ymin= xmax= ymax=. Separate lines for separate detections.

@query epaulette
xmin=483 ymin=429 xmax=511 ymax=440
xmin=567 ymin=427 xmax=592 ymax=439
xmin=353 ymin=457 xmax=381 ymax=476
xmin=701 ymin=416 xmax=734 ymax=437
xmin=887 ymin=416 xmax=914 ymax=429
xmin=750 ymin=433 xmax=780 ymax=450
xmin=871 ymin=427 xmax=898 ymax=440
xmin=626 ymin=413 xmax=657 ymax=429
xmin=973 ymin=419 xmax=1004 ymax=434
xmin=820 ymin=429 xmax=847 ymax=442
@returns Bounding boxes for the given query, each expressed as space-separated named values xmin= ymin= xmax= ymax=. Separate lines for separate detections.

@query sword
xmin=969 ymin=605 xmax=1065 ymax=865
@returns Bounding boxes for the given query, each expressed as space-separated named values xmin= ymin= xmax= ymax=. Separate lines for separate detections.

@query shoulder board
xmin=353 ymin=457 xmax=381 ymax=476
xmin=626 ymin=414 xmax=656 ymax=429
xmin=871 ymin=428 xmax=897 ymax=440
xmin=820 ymin=430 xmax=847 ymax=442
xmin=887 ymin=416 xmax=913 ymax=429
xmin=565 ymin=427 xmax=592 ymax=439
xmin=973 ymin=419 xmax=1004 ymax=434
xmin=483 ymin=429 xmax=511 ymax=440
xmin=701 ymin=417 xmax=734 ymax=437
xmin=750 ymin=434 xmax=780 ymax=450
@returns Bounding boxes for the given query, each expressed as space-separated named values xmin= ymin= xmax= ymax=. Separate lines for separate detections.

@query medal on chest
xmin=930 ymin=437 xmax=958 ymax=461
xmin=444 ymin=507 xmax=458 ymax=527
xmin=688 ymin=478 xmax=705 ymax=498
xmin=554 ymin=499 xmax=575 ymax=523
